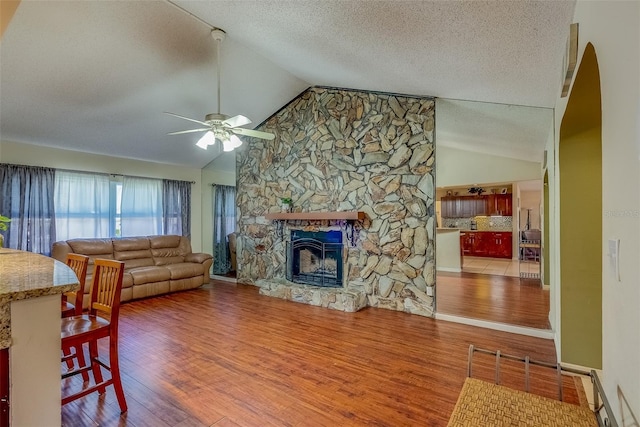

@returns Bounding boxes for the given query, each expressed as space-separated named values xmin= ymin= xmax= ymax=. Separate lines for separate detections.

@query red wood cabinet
xmin=1 ymin=348 xmax=8 ymax=427
xmin=490 ymin=232 xmax=513 ymax=258
xmin=461 ymin=233 xmax=474 ymax=255
xmin=472 ymin=232 xmax=490 ymax=256
xmin=463 ymin=231 xmax=512 ymax=259
xmin=486 ymin=194 xmax=513 ymax=216
xmin=441 ymin=196 xmax=490 ymax=218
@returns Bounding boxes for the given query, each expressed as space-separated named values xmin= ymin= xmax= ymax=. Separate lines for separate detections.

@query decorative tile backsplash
xmin=441 ymin=216 xmax=512 ymax=231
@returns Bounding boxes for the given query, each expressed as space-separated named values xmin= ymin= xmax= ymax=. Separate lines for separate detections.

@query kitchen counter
xmin=436 ymin=228 xmax=462 ymax=272
xmin=0 ymin=248 xmax=79 ymax=426
xmin=0 ymin=248 xmax=78 ymax=348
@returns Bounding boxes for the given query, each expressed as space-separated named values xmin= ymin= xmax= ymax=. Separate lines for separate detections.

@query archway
xmin=559 ymin=43 xmax=602 ymax=368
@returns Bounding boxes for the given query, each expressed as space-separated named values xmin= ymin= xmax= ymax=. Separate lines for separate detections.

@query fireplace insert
xmin=286 ymin=230 xmax=343 ymax=288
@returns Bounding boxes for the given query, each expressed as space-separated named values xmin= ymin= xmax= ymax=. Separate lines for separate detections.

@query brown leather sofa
xmin=52 ymin=235 xmax=212 ymax=307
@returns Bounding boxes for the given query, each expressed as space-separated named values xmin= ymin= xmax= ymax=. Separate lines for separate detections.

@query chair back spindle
xmin=64 ymin=253 xmax=89 ymax=316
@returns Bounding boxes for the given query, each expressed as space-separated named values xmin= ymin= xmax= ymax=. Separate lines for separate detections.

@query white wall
xmin=436 ymin=146 xmax=541 ymax=187
xmin=519 ymin=190 xmax=541 ymax=230
xmin=0 ymin=140 xmax=205 ymax=251
xmin=553 ymin=1 xmax=639 ymax=422
xmin=544 ymin=126 xmax=559 ymax=352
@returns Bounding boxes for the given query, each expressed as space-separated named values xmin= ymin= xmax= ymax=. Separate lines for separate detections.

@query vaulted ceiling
xmin=0 ymin=1 xmax=575 ymax=169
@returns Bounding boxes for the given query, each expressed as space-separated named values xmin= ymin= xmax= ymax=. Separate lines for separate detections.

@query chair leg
xmin=109 ymin=335 xmax=127 ymax=413
xmin=88 ymin=340 xmax=105 ymax=394
xmin=74 ymin=343 xmax=90 ymax=382
xmin=62 ymin=345 xmax=75 ymax=371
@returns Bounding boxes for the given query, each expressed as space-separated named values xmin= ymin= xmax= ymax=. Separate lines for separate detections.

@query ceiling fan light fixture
xmin=222 ymin=138 xmax=235 ymax=152
xmin=165 ymin=27 xmax=275 ymax=151
xmin=230 ymin=134 xmax=243 ymax=149
xmin=196 ymin=131 xmax=216 ymax=149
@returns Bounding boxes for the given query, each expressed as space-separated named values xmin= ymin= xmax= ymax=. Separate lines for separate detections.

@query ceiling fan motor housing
xmin=211 ymin=29 xmax=226 ymax=42
xmin=205 ymin=113 xmax=229 ymax=124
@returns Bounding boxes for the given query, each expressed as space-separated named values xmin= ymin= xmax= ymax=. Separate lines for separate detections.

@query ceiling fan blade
xmin=232 ymin=128 xmax=275 ymax=140
xmin=164 ymin=112 xmax=210 ymax=127
xmin=167 ymin=128 xmax=210 ymax=136
xmin=222 ymin=115 xmax=251 ymax=128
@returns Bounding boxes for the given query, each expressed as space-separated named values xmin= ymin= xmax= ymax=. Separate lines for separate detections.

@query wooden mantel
xmin=264 ymin=211 xmax=366 ymax=221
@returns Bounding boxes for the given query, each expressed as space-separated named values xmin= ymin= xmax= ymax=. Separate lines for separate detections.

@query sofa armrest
xmin=185 ymin=252 xmax=213 ymax=264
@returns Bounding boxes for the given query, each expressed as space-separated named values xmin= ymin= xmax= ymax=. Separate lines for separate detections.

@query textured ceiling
xmin=0 ymin=1 xmax=575 ymax=169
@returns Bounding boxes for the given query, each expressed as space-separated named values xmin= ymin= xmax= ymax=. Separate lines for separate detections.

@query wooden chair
xmin=62 ymin=253 xmax=89 ymax=317
xmin=61 ymin=253 xmax=90 ymax=379
xmin=61 ymin=259 xmax=127 ymax=413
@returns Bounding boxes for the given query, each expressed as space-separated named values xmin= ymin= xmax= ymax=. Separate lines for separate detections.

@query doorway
xmin=558 ymin=43 xmax=602 ymax=368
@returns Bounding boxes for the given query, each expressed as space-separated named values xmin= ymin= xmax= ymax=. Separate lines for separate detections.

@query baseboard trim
xmin=435 ymin=313 xmax=555 ymax=339
xmin=436 ymin=267 xmax=462 ymax=273
xmin=561 ymin=361 xmax=601 ymax=374
xmin=210 ymin=274 xmax=238 ymax=284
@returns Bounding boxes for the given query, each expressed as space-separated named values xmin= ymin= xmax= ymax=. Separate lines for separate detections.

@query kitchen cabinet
xmin=461 ymin=232 xmax=473 ymax=255
xmin=441 ymin=196 xmax=457 ymax=218
xmin=462 ymin=231 xmax=512 ymax=259
xmin=441 ymin=196 xmax=488 ymax=218
xmin=489 ymin=232 xmax=513 ymax=258
xmin=486 ymin=194 xmax=513 ymax=216
xmin=472 ymin=232 xmax=490 ymax=256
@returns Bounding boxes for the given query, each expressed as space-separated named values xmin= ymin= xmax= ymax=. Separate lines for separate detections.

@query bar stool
xmin=62 ymin=253 xmax=89 ymax=317
xmin=61 ymin=253 xmax=90 ymax=378
xmin=61 ymin=259 xmax=127 ymax=413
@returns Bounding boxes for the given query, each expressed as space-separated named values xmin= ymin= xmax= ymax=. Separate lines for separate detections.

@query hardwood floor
xmin=62 ymin=280 xmax=571 ymax=426
xmin=436 ymin=271 xmax=551 ymax=330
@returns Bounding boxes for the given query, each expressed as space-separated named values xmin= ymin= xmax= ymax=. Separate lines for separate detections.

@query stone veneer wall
xmin=236 ymin=87 xmax=436 ymax=316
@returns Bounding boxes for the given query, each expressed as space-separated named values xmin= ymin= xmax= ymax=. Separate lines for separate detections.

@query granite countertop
xmin=0 ymin=248 xmax=79 ymax=349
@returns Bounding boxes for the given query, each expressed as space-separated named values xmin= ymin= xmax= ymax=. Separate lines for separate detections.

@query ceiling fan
xmin=165 ymin=28 xmax=275 ymax=151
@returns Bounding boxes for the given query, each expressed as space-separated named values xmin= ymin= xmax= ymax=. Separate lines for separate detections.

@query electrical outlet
xmin=426 ymin=286 xmax=434 ymax=296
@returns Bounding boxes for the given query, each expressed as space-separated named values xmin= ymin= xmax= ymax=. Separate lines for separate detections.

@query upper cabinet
xmin=486 ymin=194 xmax=513 ymax=216
xmin=441 ymin=194 xmax=512 ymax=218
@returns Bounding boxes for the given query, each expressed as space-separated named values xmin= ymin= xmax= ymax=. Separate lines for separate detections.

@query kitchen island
xmin=0 ymin=249 xmax=79 ymax=426
xmin=436 ymin=228 xmax=463 ymax=272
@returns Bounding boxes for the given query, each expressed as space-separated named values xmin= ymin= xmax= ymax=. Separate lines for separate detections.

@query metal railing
xmin=466 ymin=345 xmax=618 ymax=427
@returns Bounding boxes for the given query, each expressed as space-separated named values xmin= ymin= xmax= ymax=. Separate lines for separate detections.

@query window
xmin=55 ymin=171 xmax=112 ymax=240
xmin=51 ymin=170 xmax=191 ymax=240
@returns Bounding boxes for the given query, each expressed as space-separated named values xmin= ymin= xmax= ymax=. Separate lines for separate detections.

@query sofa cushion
xmin=149 ymin=235 xmax=181 ymax=249
xmin=149 ymin=235 xmax=186 ymax=265
xmin=165 ymin=263 xmax=205 ymax=280
xmin=122 ymin=272 xmax=134 ymax=289
xmin=185 ymin=253 xmax=213 ymax=263
xmin=67 ymin=238 xmax=113 ymax=256
xmin=152 ymin=248 xmax=185 ymax=265
xmin=113 ymin=237 xmax=150 ymax=251
xmin=129 ymin=266 xmax=171 ymax=285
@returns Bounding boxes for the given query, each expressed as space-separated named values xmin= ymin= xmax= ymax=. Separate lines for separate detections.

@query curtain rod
xmin=1 ymin=163 xmax=195 ymax=184
xmin=109 ymin=173 xmax=195 ymax=184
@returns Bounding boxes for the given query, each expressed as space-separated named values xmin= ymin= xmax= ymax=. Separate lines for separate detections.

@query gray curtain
xmin=0 ymin=164 xmax=56 ymax=255
xmin=211 ymin=185 xmax=236 ymax=275
xmin=162 ymin=179 xmax=191 ymax=238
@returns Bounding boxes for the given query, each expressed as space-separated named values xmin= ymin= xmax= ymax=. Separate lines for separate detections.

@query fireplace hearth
xmin=286 ymin=230 xmax=343 ymax=288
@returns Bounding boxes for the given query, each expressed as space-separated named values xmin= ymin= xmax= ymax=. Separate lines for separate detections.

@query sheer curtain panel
xmin=211 ymin=185 xmax=236 ymax=275
xmin=0 ymin=164 xmax=56 ymax=255
xmin=162 ymin=179 xmax=191 ymax=238
xmin=121 ymin=177 xmax=162 ymax=237
xmin=55 ymin=171 xmax=111 ymax=240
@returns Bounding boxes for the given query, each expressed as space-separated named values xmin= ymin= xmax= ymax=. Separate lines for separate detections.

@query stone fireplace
xmin=236 ymin=87 xmax=436 ymax=317
xmin=287 ymin=230 xmax=343 ymax=288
